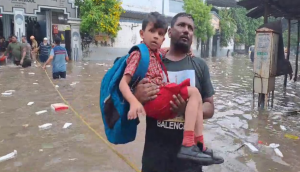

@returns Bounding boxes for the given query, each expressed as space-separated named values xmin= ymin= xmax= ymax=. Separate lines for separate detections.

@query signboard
xmin=0 ymin=0 xmax=76 ymax=18
xmin=254 ymin=33 xmax=272 ymax=78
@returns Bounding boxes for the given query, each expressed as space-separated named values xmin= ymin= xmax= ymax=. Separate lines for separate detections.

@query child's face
xmin=140 ymin=22 xmax=166 ymax=51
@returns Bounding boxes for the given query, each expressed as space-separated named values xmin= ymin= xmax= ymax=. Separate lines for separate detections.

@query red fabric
xmin=195 ymin=135 xmax=206 ymax=151
xmin=144 ymin=78 xmax=190 ymax=121
xmin=0 ymin=56 xmax=6 ymax=62
xmin=182 ymin=131 xmax=195 ymax=147
xmin=124 ymin=50 xmax=166 ymax=86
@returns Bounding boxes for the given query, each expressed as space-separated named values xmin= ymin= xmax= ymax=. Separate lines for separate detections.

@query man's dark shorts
xmin=53 ymin=71 xmax=66 ymax=79
xmin=14 ymin=59 xmax=31 ymax=68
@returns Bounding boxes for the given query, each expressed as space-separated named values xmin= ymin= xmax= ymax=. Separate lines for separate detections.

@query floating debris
xmin=0 ymin=150 xmax=17 ymax=163
xmin=280 ymin=125 xmax=287 ymax=131
xmin=244 ymin=143 xmax=259 ymax=153
xmin=39 ymin=123 xmax=52 ymax=130
xmin=274 ymin=148 xmax=283 ymax=157
xmin=96 ymin=63 xmax=105 ymax=66
xmin=63 ymin=123 xmax=72 ymax=129
xmin=51 ymin=103 xmax=69 ymax=111
xmin=285 ymin=134 xmax=299 ymax=140
xmin=35 ymin=110 xmax=47 ymax=115
xmin=27 ymin=102 xmax=34 ymax=106
xmin=22 ymin=124 xmax=29 ymax=128
xmin=1 ymin=92 xmax=12 ymax=96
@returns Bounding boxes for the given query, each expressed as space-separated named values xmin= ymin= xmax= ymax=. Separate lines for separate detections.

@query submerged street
xmin=0 ymin=53 xmax=300 ymax=172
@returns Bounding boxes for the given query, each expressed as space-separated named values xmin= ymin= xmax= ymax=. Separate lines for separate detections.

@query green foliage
xmin=283 ymin=29 xmax=298 ymax=48
xmin=219 ymin=9 xmax=236 ymax=47
xmin=219 ymin=7 xmax=263 ymax=47
xmin=183 ymin=0 xmax=214 ymax=42
xmin=77 ymin=0 xmax=124 ymax=37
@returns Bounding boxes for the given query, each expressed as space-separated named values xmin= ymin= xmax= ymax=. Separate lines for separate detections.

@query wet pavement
xmin=0 ymin=52 xmax=300 ymax=172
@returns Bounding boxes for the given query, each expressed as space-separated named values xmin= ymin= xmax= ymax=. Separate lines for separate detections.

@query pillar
xmin=45 ymin=10 xmax=52 ymax=44
xmin=70 ymin=24 xmax=82 ymax=61
xmin=208 ymin=37 xmax=213 ymax=57
xmin=13 ymin=9 xmax=26 ymax=42
xmin=2 ymin=14 xmax=11 ymax=39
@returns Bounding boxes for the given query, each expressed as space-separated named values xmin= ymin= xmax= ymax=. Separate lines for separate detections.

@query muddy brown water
xmin=0 ymin=55 xmax=300 ymax=172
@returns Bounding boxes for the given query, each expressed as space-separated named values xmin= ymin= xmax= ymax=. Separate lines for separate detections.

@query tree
xmin=183 ymin=0 xmax=214 ymax=48
xmin=230 ymin=8 xmax=263 ymax=48
xmin=283 ymin=28 xmax=298 ymax=48
xmin=219 ymin=9 xmax=236 ymax=47
xmin=77 ymin=0 xmax=124 ymax=38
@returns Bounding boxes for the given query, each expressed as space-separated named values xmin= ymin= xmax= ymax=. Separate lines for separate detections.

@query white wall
xmin=121 ymin=0 xmax=163 ymax=13
xmin=106 ymin=0 xmax=207 ymax=54
xmin=112 ymin=19 xmax=197 ymax=50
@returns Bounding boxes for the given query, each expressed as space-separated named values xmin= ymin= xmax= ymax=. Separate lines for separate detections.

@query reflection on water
xmin=0 ymin=55 xmax=300 ymax=172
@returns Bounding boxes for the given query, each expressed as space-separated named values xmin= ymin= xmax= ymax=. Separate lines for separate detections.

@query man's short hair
xmin=22 ymin=35 xmax=26 ymax=38
xmin=54 ymin=37 xmax=61 ymax=44
xmin=11 ymin=35 xmax=17 ymax=39
xmin=171 ymin=12 xmax=194 ymax=27
xmin=142 ymin=12 xmax=168 ymax=33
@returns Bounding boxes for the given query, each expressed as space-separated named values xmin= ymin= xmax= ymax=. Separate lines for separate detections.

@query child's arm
xmin=119 ymin=75 xmax=138 ymax=105
xmin=119 ymin=51 xmax=146 ymax=119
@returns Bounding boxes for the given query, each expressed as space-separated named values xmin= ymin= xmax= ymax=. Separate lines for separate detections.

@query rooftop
xmin=237 ymin=0 xmax=300 ymax=19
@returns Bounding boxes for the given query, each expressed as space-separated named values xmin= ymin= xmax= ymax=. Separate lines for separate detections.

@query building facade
xmin=0 ymin=0 xmax=81 ymax=60
xmin=94 ymin=0 xmax=232 ymax=58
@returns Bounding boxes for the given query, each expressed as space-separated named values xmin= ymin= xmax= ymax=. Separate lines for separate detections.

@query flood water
xmin=0 ymin=53 xmax=300 ymax=172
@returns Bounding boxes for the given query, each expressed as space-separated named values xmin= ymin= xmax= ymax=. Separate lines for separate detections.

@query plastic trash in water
xmin=39 ymin=123 xmax=52 ymax=130
xmin=27 ymin=102 xmax=34 ymax=106
xmin=274 ymin=148 xmax=283 ymax=157
xmin=269 ymin=143 xmax=280 ymax=148
xmin=46 ymin=65 xmax=51 ymax=68
xmin=35 ymin=110 xmax=47 ymax=115
xmin=268 ymin=143 xmax=283 ymax=157
xmin=33 ymin=83 xmax=38 ymax=85
xmin=55 ymin=85 xmax=59 ymax=88
xmin=244 ymin=143 xmax=259 ymax=153
xmin=0 ymin=150 xmax=17 ymax=163
xmin=28 ymin=72 xmax=35 ymax=75
xmin=5 ymin=90 xmax=15 ymax=93
xmin=285 ymin=134 xmax=299 ymax=140
xmin=51 ymin=103 xmax=69 ymax=111
xmin=280 ymin=125 xmax=287 ymax=131
xmin=1 ymin=92 xmax=12 ymax=96
xmin=63 ymin=123 xmax=72 ymax=129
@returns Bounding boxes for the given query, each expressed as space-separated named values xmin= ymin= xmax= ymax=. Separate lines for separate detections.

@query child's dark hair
xmin=142 ymin=12 xmax=168 ymax=33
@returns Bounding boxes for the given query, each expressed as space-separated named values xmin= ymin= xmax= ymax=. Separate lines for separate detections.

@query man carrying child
xmin=118 ymin=12 xmax=223 ymax=172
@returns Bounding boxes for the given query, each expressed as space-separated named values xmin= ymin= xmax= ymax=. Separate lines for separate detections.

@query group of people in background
xmin=0 ymin=35 xmax=52 ymax=67
xmin=0 ymin=35 xmax=69 ymax=80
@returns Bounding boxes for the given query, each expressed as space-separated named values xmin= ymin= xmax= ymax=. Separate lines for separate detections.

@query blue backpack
xmin=100 ymin=43 xmax=150 ymax=144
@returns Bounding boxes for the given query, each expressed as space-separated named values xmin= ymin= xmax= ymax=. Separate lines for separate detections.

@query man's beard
xmin=173 ymin=41 xmax=190 ymax=54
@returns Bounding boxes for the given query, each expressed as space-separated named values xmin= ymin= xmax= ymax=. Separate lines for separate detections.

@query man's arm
xmin=197 ymin=58 xmax=215 ymax=119
xmin=65 ymin=51 xmax=69 ymax=61
xmin=203 ymin=96 xmax=214 ymax=119
xmin=20 ymin=45 xmax=26 ymax=62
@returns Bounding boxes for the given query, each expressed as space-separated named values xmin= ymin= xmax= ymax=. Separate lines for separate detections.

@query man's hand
xmin=170 ymin=94 xmax=187 ymax=117
xmin=20 ymin=59 xmax=24 ymax=65
xmin=134 ymin=78 xmax=159 ymax=104
xmin=42 ymin=65 xmax=46 ymax=70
